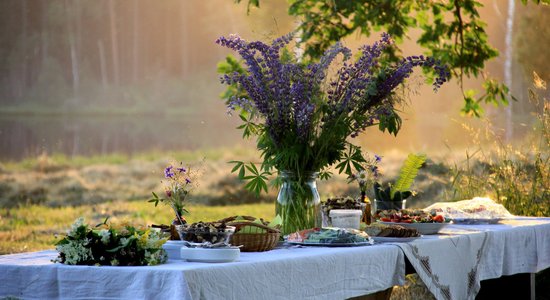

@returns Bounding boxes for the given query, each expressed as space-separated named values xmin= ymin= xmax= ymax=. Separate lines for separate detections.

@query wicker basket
xmin=218 ymin=216 xmax=281 ymax=252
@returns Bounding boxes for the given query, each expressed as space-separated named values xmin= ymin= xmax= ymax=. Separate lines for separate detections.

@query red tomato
xmin=433 ymin=215 xmax=444 ymax=223
xmin=380 ymin=217 xmax=391 ymax=222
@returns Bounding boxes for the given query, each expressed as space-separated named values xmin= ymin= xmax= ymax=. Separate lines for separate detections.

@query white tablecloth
xmin=396 ymin=217 xmax=550 ymax=300
xmin=1 ymin=217 xmax=549 ymax=300
xmin=0 ymin=244 xmax=405 ymax=300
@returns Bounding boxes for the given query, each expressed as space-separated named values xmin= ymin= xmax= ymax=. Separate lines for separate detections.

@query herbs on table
xmin=53 ymin=218 xmax=167 ymax=266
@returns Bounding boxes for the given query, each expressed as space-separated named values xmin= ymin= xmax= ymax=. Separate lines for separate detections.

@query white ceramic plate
xmin=379 ymin=221 xmax=449 ymax=235
xmin=180 ymin=247 xmax=240 ymax=263
xmin=372 ymin=236 xmax=421 ymax=243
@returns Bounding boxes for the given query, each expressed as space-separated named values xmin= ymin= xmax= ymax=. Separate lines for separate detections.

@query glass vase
xmin=276 ymin=171 xmax=321 ymax=235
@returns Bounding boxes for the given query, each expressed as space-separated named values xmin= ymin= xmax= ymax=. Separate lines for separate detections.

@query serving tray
xmin=286 ymin=241 xmax=373 ymax=247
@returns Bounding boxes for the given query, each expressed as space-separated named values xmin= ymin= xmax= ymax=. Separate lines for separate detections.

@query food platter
xmin=371 ymin=236 xmax=421 ymax=243
xmin=286 ymin=241 xmax=373 ymax=247
xmin=379 ymin=221 xmax=449 ymax=235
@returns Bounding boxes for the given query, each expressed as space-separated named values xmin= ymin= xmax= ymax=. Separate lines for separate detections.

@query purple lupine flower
xmin=185 ymin=178 xmax=192 ymax=184
xmin=164 ymin=166 xmax=175 ymax=178
xmin=216 ymin=32 xmax=449 ymax=161
xmin=374 ymin=154 xmax=382 ymax=163
xmin=177 ymin=166 xmax=187 ymax=173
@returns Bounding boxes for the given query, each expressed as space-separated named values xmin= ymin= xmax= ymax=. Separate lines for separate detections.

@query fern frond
xmin=391 ymin=153 xmax=427 ymax=197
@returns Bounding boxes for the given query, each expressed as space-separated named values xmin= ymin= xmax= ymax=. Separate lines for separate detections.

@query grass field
xmin=0 ymin=202 xmax=275 ymax=255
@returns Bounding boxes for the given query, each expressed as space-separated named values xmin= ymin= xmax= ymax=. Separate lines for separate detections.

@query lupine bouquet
xmin=216 ymin=33 xmax=449 ymax=194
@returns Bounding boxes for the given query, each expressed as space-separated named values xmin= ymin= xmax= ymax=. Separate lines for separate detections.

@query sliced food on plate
xmin=373 ymin=209 xmax=450 ymax=235
xmin=364 ymin=223 xmax=421 ymax=242
xmin=286 ymin=228 xmax=373 ymax=246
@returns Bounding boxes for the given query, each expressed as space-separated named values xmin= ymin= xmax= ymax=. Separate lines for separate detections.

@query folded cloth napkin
xmin=424 ymin=197 xmax=514 ymax=221
xmin=396 ymin=232 xmax=489 ymax=300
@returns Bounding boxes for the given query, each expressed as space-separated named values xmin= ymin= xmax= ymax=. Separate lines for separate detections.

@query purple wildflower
xmin=374 ymin=155 xmax=382 ymax=163
xmin=177 ymin=166 xmax=187 ymax=173
xmin=164 ymin=166 xmax=175 ymax=178
xmin=185 ymin=178 xmax=192 ymax=184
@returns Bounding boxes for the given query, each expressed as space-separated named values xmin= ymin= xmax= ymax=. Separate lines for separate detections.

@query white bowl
xmin=162 ymin=240 xmax=184 ymax=260
xmin=180 ymin=247 xmax=240 ymax=263
xmin=379 ymin=221 xmax=449 ymax=235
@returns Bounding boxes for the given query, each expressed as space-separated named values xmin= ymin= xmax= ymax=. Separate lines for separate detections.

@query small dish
xmin=162 ymin=240 xmax=184 ymax=260
xmin=180 ymin=247 xmax=240 ymax=263
xmin=176 ymin=224 xmax=236 ymax=247
xmin=379 ymin=221 xmax=449 ymax=235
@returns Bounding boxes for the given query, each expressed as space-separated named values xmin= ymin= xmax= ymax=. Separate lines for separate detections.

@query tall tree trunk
xmin=132 ymin=0 xmax=140 ymax=83
xmin=108 ymin=0 xmax=120 ymax=86
xmin=65 ymin=0 xmax=80 ymax=102
xmin=98 ymin=39 xmax=108 ymax=90
xmin=164 ymin=6 xmax=173 ymax=75
xmin=504 ymin=0 xmax=515 ymax=142
xmin=20 ymin=0 xmax=28 ymax=98
xmin=41 ymin=1 xmax=49 ymax=70
xmin=75 ymin=0 xmax=83 ymax=59
xmin=180 ymin=2 xmax=189 ymax=77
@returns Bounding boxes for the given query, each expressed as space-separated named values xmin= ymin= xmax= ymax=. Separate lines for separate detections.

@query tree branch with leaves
xmin=233 ymin=0 xmax=549 ymax=117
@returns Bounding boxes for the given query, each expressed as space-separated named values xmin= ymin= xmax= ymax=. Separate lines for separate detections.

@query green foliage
xmin=334 ymin=145 xmax=367 ymax=177
xmin=445 ymin=76 xmax=550 ymax=217
xmin=237 ymin=0 xmax=549 ymax=117
xmin=217 ymin=55 xmax=248 ymax=105
xmin=234 ymin=0 xmax=260 ymax=14
xmin=374 ymin=182 xmax=412 ymax=202
xmin=373 ymin=153 xmax=425 ymax=202
xmin=393 ymin=153 xmax=427 ymax=197
xmin=236 ymin=112 xmax=262 ymax=139
xmin=515 ymin=4 xmax=550 ymax=83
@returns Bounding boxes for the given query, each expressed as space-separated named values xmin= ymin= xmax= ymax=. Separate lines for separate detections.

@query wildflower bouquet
xmin=54 ymin=218 xmax=167 ymax=266
xmin=216 ymin=33 xmax=448 ymax=234
xmin=149 ymin=162 xmax=198 ymax=225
